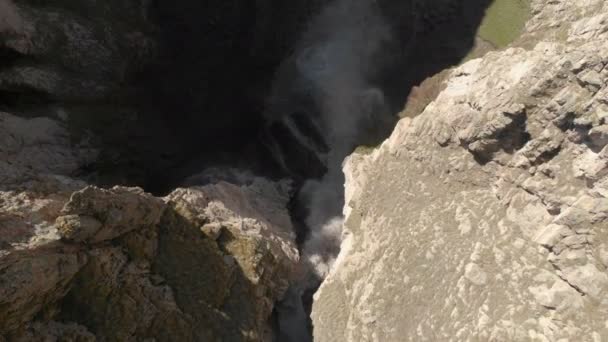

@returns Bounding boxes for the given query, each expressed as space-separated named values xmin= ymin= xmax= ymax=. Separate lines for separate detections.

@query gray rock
xmin=589 ymin=125 xmax=608 ymax=148
xmin=312 ymin=1 xmax=608 ymax=340
xmin=1 ymin=180 xmax=297 ymax=341
xmin=56 ymin=186 xmax=166 ymax=243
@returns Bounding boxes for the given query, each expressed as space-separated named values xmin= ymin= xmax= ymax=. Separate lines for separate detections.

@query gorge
xmin=2 ymin=0 xmax=608 ymax=341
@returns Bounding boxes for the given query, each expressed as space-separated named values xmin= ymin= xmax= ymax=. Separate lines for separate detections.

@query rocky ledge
xmin=0 ymin=176 xmax=297 ymax=341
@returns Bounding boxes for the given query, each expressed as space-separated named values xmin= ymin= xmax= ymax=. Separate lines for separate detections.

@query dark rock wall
xmin=0 ymin=0 xmax=328 ymax=193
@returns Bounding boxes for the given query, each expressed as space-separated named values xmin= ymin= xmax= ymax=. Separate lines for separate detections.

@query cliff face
xmin=2 ymin=0 xmax=607 ymax=340
xmin=312 ymin=0 xmax=608 ymax=340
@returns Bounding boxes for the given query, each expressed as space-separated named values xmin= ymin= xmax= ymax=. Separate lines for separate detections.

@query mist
xmin=268 ymin=0 xmax=405 ymax=340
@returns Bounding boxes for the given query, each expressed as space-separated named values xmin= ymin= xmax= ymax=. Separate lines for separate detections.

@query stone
xmin=589 ymin=125 xmax=608 ymax=148
xmin=55 ymin=215 xmax=103 ymax=242
xmin=152 ymin=179 xmax=298 ymax=341
xmin=578 ymin=69 xmax=604 ymax=90
xmin=312 ymin=1 xmax=608 ymax=340
xmin=56 ymin=186 xmax=166 ymax=244
xmin=0 ymin=250 xmax=86 ymax=333
xmin=464 ymin=262 xmax=488 ymax=286
xmin=559 ymin=263 xmax=608 ymax=299
xmin=533 ymin=224 xmax=571 ymax=249
xmin=0 ymin=180 xmax=297 ymax=341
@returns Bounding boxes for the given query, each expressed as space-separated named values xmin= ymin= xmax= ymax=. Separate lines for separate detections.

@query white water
xmin=267 ymin=0 xmax=401 ymax=340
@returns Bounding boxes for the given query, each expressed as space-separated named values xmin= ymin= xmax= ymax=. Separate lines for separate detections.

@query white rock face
xmin=312 ymin=0 xmax=608 ymax=340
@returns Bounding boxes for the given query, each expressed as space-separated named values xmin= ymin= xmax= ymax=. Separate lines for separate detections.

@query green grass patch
xmin=477 ymin=0 xmax=531 ymax=48
xmin=354 ymin=145 xmax=378 ymax=155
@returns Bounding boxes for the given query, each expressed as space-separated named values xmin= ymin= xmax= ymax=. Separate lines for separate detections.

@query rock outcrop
xmin=0 ymin=1 xmax=317 ymax=337
xmin=0 ymin=178 xmax=297 ymax=341
xmin=312 ymin=0 xmax=608 ymax=340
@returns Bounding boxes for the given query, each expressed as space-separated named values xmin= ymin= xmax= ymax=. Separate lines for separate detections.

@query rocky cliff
xmin=1 ymin=0 xmax=607 ymax=340
xmin=312 ymin=0 xmax=608 ymax=340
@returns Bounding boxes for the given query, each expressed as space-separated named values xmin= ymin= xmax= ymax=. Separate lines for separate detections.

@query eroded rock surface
xmin=0 ymin=179 xmax=297 ymax=341
xmin=313 ymin=0 xmax=608 ymax=340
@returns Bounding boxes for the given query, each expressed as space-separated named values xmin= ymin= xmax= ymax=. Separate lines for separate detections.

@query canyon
xmin=1 ymin=0 xmax=607 ymax=341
